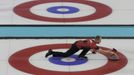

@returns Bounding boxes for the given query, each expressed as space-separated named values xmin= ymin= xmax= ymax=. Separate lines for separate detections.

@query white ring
xmin=61 ymin=57 xmax=76 ymax=62
xmin=30 ymin=2 xmax=96 ymax=18
xmin=57 ymin=8 xmax=70 ymax=12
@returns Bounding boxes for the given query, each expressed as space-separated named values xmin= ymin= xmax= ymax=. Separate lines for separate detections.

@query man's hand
xmin=112 ymin=48 xmax=117 ymax=53
xmin=92 ymin=51 xmax=96 ymax=54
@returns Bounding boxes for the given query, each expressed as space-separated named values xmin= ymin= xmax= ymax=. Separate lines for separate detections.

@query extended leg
xmin=52 ymin=49 xmax=79 ymax=57
xmin=45 ymin=43 xmax=79 ymax=57
xmin=52 ymin=44 xmax=79 ymax=57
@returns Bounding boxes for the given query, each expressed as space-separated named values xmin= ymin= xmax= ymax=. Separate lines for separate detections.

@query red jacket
xmin=76 ymin=39 xmax=98 ymax=51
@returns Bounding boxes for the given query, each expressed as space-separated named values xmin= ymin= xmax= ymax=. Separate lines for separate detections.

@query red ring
xmin=14 ymin=0 xmax=112 ymax=22
xmin=9 ymin=44 xmax=127 ymax=75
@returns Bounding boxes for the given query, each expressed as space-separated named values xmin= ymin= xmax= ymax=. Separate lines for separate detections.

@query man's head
xmin=95 ymin=35 xmax=102 ymax=44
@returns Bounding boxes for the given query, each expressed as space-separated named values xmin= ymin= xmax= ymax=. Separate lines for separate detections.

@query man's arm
xmin=91 ymin=46 xmax=100 ymax=54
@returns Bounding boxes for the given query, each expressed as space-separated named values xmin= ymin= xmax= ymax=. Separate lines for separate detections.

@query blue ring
xmin=48 ymin=55 xmax=88 ymax=66
xmin=47 ymin=6 xmax=79 ymax=14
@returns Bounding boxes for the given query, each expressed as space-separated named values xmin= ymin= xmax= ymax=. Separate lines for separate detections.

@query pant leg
xmin=52 ymin=43 xmax=79 ymax=57
xmin=52 ymin=52 xmax=65 ymax=57
xmin=79 ymin=48 xmax=90 ymax=57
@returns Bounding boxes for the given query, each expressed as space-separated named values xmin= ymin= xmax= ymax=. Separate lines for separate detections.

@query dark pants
xmin=52 ymin=43 xmax=90 ymax=57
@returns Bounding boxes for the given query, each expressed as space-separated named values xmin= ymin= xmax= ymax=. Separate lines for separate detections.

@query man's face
xmin=95 ymin=39 xmax=101 ymax=44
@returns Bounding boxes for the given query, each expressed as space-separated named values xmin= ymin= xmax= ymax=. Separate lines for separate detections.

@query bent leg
xmin=79 ymin=48 xmax=90 ymax=57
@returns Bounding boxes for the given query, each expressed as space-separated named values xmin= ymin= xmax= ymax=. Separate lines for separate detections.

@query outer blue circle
xmin=48 ymin=55 xmax=88 ymax=66
xmin=47 ymin=6 xmax=80 ymax=14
